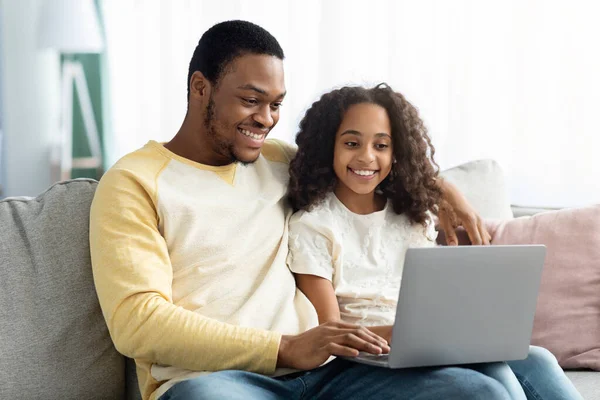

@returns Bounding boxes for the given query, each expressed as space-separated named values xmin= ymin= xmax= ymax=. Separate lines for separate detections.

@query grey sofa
xmin=0 ymin=160 xmax=597 ymax=399
xmin=0 ymin=179 xmax=141 ymax=400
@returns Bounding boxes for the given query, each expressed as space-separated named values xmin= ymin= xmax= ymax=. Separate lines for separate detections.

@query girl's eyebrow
xmin=340 ymin=130 xmax=391 ymax=139
xmin=340 ymin=130 xmax=362 ymax=136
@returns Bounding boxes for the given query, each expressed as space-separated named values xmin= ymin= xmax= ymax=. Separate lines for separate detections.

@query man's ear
xmin=189 ymin=71 xmax=211 ymax=100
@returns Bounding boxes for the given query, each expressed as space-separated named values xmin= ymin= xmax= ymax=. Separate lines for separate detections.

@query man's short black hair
xmin=187 ymin=20 xmax=285 ymax=100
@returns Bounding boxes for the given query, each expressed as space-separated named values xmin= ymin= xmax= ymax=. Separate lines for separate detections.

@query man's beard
xmin=205 ymin=96 xmax=240 ymax=164
xmin=204 ymin=96 xmax=259 ymax=166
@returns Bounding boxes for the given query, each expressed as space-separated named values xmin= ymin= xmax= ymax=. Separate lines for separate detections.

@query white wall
xmin=102 ymin=0 xmax=600 ymax=209
xmin=0 ymin=0 xmax=60 ymax=197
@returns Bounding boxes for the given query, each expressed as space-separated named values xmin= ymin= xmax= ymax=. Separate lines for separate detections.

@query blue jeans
xmin=469 ymin=346 xmax=583 ymax=400
xmin=507 ymin=346 xmax=584 ymax=400
xmin=160 ymin=346 xmax=582 ymax=400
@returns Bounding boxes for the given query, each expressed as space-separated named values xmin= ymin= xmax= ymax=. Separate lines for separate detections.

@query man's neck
xmin=165 ymin=115 xmax=230 ymax=166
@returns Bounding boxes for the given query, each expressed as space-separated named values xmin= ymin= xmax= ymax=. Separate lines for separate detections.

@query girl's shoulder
xmin=384 ymin=209 xmax=438 ymax=243
xmin=289 ymin=193 xmax=338 ymax=226
xmin=384 ymin=207 xmax=436 ymax=225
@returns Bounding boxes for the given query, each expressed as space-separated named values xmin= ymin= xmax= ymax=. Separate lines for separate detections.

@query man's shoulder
xmin=112 ymin=141 xmax=169 ymax=170
xmin=100 ymin=141 xmax=171 ymax=190
xmin=261 ymin=139 xmax=297 ymax=164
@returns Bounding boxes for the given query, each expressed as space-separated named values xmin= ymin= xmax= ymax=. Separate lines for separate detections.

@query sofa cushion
xmin=441 ymin=159 xmax=513 ymax=220
xmin=0 ymin=179 xmax=125 ymax=399
xmin=565 ymin=371 xmax=600 ymax=400
xmin=487 ymin=205 xmax=600 ymax=371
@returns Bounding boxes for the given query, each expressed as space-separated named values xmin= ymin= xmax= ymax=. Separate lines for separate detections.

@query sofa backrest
xmin=0 ymin=179 xmax=130 ymax=399
xmin=440 ymin=159 xmax=513 ymax=220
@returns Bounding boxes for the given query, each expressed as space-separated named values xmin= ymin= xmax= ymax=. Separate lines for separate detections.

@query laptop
xmin=348 ymin=245 xmax=546 ymax=368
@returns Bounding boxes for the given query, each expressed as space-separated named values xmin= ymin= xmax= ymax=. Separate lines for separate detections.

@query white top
xmin=287 ymin=192 xmax=437 ymax=326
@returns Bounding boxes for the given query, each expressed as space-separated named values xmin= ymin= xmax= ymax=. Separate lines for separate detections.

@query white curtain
xmin=101 ymin=0 xmax=600 ymax=208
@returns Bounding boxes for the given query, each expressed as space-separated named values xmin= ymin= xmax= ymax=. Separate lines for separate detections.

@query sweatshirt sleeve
xmin=89 ymin=165 xmax=281 ymax=374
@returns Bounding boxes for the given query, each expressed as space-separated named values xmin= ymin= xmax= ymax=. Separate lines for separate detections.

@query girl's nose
xmin=357 ymin=147 xmax=376 ymax=164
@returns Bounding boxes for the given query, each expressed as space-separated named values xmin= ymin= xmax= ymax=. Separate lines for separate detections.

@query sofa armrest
xmin=511 ymin=205 xmax=560 ymax=218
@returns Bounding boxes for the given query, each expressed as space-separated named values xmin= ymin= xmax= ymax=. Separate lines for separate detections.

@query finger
xmin=334 ymin=327 xmax=389 ymax=349
xmin=479 ymin=220 xmax=491 ymax=245
xmin=335 ymin=333 xmax=384 ymax=355
xmin=355 ymin=328 xmax=390 ymax=352
xmin=327 ymin=324 xmax=390 ymax=352
xmin=329 ymin=320 xmax=364 ymax=329
xmin=324 ymin=342 xmax=360 ymax=358
xmin=464 ymin=215 xmax=483 ymax=245
xmin=439 ymin=214 xmax=458 ymax=246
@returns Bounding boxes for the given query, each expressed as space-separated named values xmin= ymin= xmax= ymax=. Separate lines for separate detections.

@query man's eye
xmin=243 ymin=98 xmax=258 ymax=105
xmin=271 ymin=103 xmax=282 ymax=110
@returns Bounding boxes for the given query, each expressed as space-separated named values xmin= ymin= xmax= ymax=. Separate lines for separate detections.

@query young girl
xmin=286 ymin=84 xmax=582 ymax=400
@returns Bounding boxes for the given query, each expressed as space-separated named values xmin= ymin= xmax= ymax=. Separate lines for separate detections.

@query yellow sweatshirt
xmin=90 ymin=140 xmax=318 ymax=400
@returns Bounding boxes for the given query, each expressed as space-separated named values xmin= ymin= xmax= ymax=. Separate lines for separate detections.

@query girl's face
xmin=333 ymin=102 xmax=393 ymax=197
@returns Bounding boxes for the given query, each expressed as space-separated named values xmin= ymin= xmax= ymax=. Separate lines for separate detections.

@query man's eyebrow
xmin=237 ymin=84 xmax=286 ymax=98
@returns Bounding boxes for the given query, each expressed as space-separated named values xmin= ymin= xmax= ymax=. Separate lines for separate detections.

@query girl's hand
xmin=367 ymin=325 xmax=393 ymax=348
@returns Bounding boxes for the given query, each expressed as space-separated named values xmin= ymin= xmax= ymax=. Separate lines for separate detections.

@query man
xmin=90 ymin=20 xmax=502 ymax=400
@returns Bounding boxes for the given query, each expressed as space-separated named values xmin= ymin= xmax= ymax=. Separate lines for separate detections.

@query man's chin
xmin=233 ymin=148 xmax=262 ymax=165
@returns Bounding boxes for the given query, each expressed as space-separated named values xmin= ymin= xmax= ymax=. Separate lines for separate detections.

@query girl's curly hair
xmin=288 ymin=83 xmax=442 ymax=226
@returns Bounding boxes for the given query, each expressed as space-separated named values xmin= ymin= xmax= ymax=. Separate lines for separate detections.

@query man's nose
xmin=253 ymin=105 xmax=274 ymax=128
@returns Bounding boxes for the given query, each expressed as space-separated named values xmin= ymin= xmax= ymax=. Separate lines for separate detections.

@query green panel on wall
xmin=63 ymin=53 xmax=104 ymax=180
xmin=63 ymin=1 xmax=105 ymax=180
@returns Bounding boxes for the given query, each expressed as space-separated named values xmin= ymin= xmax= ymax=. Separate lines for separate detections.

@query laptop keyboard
xmin=357 ymin=352 xmax=390 ymax=361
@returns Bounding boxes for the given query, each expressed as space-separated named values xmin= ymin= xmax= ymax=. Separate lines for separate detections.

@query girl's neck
xmin=333 ymin=185 xmax=386 ymax=215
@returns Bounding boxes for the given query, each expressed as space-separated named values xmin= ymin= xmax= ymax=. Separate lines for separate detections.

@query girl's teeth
xmin=352 ymin=169 xmax=375 ymax=176
xmin=240 ymin=129 xmax=263 ymax=140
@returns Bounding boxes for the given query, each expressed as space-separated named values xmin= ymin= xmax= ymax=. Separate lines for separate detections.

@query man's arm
xmin=90 ymin=168 xmax=281 ymax=374
xmin=436 ymin=177 xmax=491 ymax=245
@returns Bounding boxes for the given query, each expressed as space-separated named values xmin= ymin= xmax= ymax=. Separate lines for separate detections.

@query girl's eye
xmin=345 ymin=142 xmax=359 ymax=148
xmin=376 ymin=143 xmax=390 ymax=150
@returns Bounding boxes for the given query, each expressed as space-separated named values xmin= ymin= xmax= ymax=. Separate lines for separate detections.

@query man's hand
xmin=277 ymin=321 xmax=390 ymax=370
xmin=437 ymin=179 xmax=491 ymax=246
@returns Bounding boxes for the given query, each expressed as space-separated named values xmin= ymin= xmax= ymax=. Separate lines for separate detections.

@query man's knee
xmin=160 ymin=372 xmax=255 ymax=400
xmin=161 ymin=377 xmax=222 ymax=400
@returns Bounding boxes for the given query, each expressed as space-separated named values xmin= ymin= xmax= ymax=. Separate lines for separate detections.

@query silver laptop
xmin=350 ymin=245 xmax=546 ymax=368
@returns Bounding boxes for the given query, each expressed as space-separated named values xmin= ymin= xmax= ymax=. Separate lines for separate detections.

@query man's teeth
xmin=352 ymin=169 xmax=376 ymax=176
xmin=240 ymin=129 xmax=264 ymax=140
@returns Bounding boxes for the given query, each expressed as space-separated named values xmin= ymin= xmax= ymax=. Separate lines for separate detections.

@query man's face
xmin=203 ymin=54 xmax=286 ymax=165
